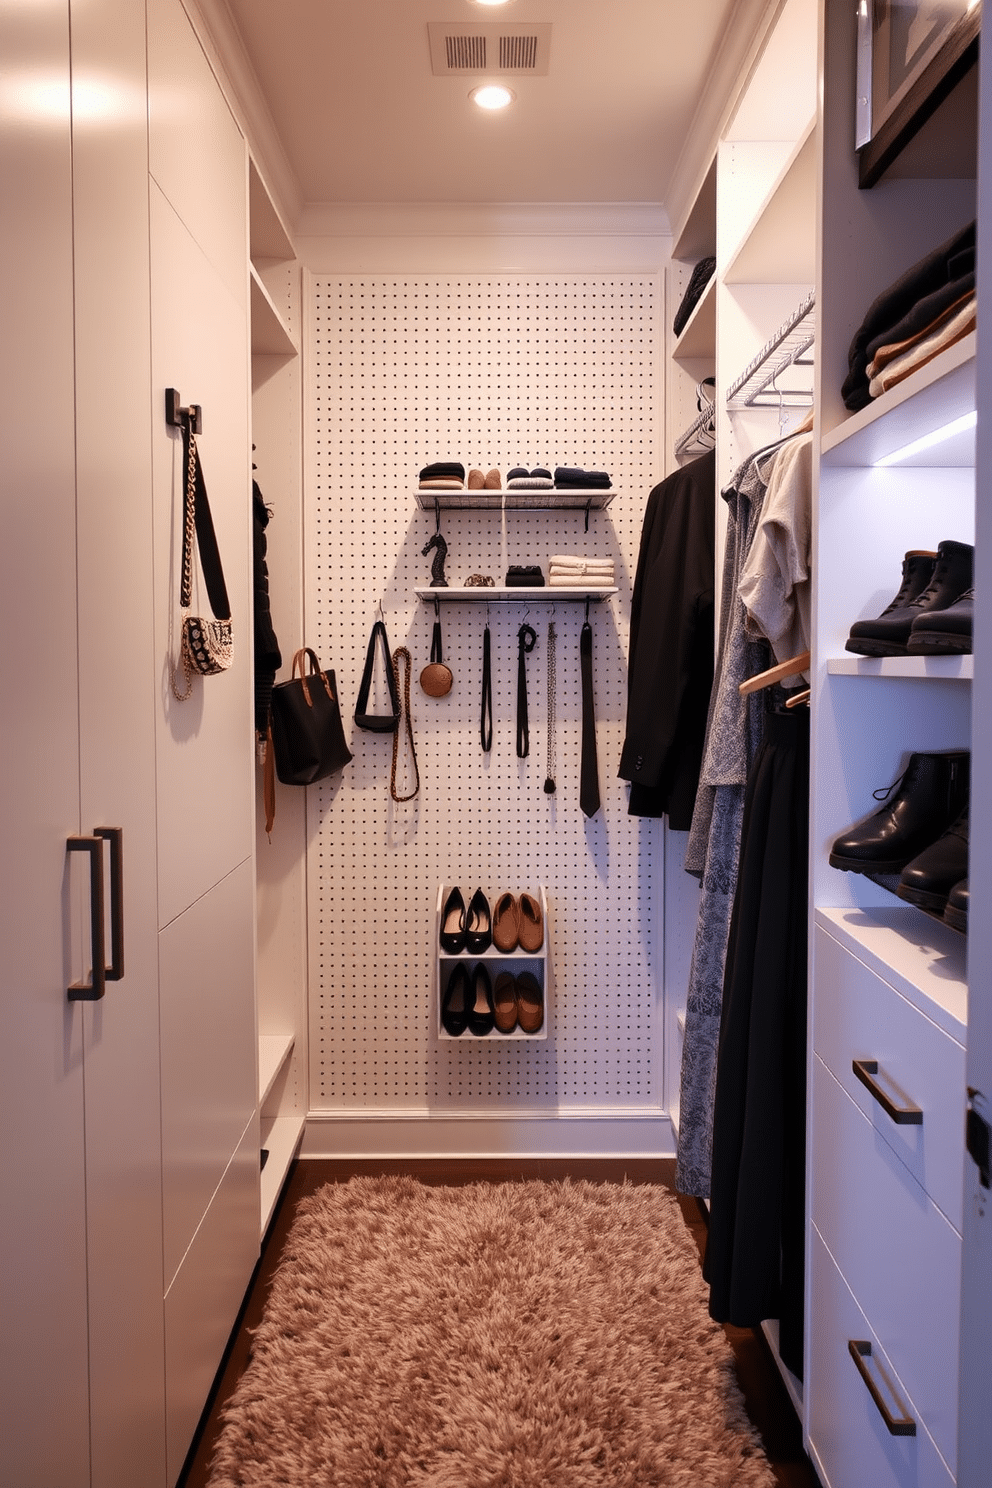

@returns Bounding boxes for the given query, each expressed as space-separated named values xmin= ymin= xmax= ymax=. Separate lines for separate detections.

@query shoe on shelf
xmin=465 ymin=888 xmax=492 ymax=954
xmin=492 ymin=891 xmax=520 ymax=952
xmin=828 ymin=750 xmax=969 ymax=874
xmin=897 ymin=808 xmax=969 ymax=913
xmin=944 ymin=878 xmax=969 ymax=933
xmin=484 ymin=469 xmax=501 ymax=490
xmin=440 ymin=886 xmax=467 ymax=954
xmin=494 ymin=972 xmax=518 ymax=1033
xmin=516 ymin=972 xmax=544 ymax=1034
xmin=907 ymin=587 xmax=974 ymax=654
xmin=467 ymin=469 xmax=485 ymax=490
xmin=518 ymin=891 xmax=544 ymax=953
xmin=845 ymin=541 xmax=972 ymax=657
xmin=441 ymin=964 xmax=470 ymax=1036
xmin=468 ymin=963 xmax=495 ymax=1036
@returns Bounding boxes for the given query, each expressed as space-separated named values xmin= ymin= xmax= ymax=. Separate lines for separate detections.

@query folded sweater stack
xmin=419 ymin=462 xmax=465 ymax=489
xmin=841 ymin=220 xmax=975 ymax=412
xmin=507 ymin=466 xmax=554 ymax=489
xmin=554 ymin=467 xmax=612 ymax=489
xmin=548 ymin=554 xmax=615 ymax=588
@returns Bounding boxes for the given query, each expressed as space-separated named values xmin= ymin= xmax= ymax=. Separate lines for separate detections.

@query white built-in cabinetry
xmin=806 ymin=4 xmax=978 ymax=1485
xmin=1 ymin=0 xmax=263 ymax=1482
xmin=248 ymin=161 xmax=309 ymax=1232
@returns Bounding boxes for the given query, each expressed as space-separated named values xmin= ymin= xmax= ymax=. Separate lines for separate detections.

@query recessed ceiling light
xmin=471 ymin=83 xmax=515 ymax=110
xmin=473 ymin=0 xmax=512 ymax=7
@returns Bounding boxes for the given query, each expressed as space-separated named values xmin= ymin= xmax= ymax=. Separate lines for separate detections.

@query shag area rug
xmin=207 ymin=1176 xmax=776 ymax=1488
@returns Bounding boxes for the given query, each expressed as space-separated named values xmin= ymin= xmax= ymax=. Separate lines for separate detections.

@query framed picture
xmin=856 ymin=0 xmax=980 ymax=186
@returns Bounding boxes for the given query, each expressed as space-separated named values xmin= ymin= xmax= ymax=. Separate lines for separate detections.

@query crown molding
xmin=181 ymin=0 xmax=304 ymax=236
xmin=664 ymin=0 xmax=783 ymax=249
xmin=296 ymin=201 xmax=671 ymax=241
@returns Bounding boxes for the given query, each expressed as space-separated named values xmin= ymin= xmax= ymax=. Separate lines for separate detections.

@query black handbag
xmin=354 ymin=619 xmax=401 ymax=731
xmin=270 ymin=648 xmax=353 ymax=785
xmin=171 ymin=414 xmax=233 ymax=700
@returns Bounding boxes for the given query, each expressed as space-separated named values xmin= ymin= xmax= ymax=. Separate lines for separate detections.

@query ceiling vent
xmin=427 ymin=22 xmax=552 ymax=76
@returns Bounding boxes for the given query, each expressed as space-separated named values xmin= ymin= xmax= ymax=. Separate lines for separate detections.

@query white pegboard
xmin=305 ymin=274 xmax=665 ymax=1117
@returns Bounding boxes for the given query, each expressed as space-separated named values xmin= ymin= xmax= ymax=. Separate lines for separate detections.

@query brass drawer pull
xmin=852 ymin=1059 xmax=923 ymax=1125
xmin=848 ymin=1340 xmax=916 ymax=1436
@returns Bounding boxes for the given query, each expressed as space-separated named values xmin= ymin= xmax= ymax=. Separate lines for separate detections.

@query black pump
xmin=439 ymin=886 xmax=467 ymax=954
xmin=465 ymin=888 xmax=492 ymax=955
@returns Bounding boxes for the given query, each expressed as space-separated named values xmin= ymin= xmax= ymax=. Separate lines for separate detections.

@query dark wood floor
xmin=178 ymin=1157 xmax=821 ymax=1488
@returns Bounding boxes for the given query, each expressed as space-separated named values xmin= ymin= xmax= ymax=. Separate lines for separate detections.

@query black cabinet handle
xmin=852 ymin=1059 xmax=923 ymax=1125
xmin=67 ymin=835 xmax=106 ymax=1002
xmin=848 ymin=1339 xmax=916 ymax=1436
xmin=94 ymin=827 xmax=124 ymax=981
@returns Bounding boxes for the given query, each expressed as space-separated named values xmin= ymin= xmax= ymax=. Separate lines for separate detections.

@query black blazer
xmin=619 ymin=450 xmax=715 ymax=829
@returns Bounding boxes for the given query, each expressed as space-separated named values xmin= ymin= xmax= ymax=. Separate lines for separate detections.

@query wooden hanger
xmin=738 ymin=650 xmax=810 ymax=695
xmin=784 ymin=687 xmax=810 ymax=709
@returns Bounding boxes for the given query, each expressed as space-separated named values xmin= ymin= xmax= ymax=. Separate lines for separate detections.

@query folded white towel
xmin=549 ymin=562 xmax=615 ymax=578
xmin=549 ymin=574 xmax=614 ymax=587
xmin=550 ymin=554 xmax=614 ymax=568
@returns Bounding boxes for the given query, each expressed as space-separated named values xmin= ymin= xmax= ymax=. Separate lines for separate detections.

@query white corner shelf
xmin=413 ymin=487 xmax=615 ymax=511
xmin=416 ymin=586 xmax=616 ymax=604
xmin=258 ymin=1032 xmax=295 ymax=1105
xmin=250 ymin=265 xmax=298 ymax=357
xmin=436 ymin=883 xmax=550 ymax=1041
xmin=672 ymin=277 xmax=716 ymax=362
xmin=826 ymin=655 xmax=973 ymax=680
xmin=821 ymin=333 xmax=976 ymax=467
xmin=249 ymin=158 xmax=294 ymax=263
xmin=260 ymin=1113 xmax=306 ymax=1234
xmin=725 ymin=118 xmax=818 ymax=285
xmin=815 ymin=906 xmax=967 ymax=1042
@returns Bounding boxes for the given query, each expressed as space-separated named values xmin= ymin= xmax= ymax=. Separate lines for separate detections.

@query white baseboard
xmin=301 ymin=1108 xmax=677 ymax=1161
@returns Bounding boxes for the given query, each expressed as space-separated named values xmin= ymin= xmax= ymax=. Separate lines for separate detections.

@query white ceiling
xmin=221 ymin=0 xmax=749 ymax=211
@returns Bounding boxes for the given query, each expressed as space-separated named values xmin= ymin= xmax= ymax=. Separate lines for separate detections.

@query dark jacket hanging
xmin=619 ymin=449 xmax=715 ymax=829
xmin=253 ymin=480 xmax=282 ymax=735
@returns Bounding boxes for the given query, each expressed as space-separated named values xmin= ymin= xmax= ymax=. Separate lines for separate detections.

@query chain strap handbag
xmin=171 ymin=414 xmax=234 ymax=700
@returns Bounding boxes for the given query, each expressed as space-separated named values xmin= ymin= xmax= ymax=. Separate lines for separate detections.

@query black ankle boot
xmin=897 ymin=808 xmax=969 ymax=911
xmin=846 ymin=541 xmax=972 ymax=656
xmin=907 ymin=587 xmax=974 ymax=654
xmin=829 ymin=750 xmax=970 ymax=874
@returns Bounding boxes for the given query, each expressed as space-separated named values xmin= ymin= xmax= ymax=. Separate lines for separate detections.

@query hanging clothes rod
xmin=726 ymin=292 xmax=816 ymax=410
xmin=674 ymin=378 xmax=716 ymax=464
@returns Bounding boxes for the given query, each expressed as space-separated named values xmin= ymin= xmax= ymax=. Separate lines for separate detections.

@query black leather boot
xmin=846 ymin=541 xmax=972 ymax=656
xmin=829 ymin=750 xmax=970 ymax=874
xmin=944 ymin=879 xmax=969 ymax=933
xmin=907 ymin=587 xmax=974 ymax=654
xmin=897 ymin=808 xmax=969 ymax=911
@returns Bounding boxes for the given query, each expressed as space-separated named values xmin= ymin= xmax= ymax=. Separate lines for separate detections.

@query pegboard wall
xmin=305 ymin=274 xmax=667 ymax=1131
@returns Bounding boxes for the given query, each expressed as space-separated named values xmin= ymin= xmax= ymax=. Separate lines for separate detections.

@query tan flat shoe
xmin=468 ymin=468 xmax=484 ymax=489
xmin=494 ymin=972 xmax=517 ymax=1033
xmin=492 ymin=891 xmax=520 ymax=952
xmin=518 ymin=892 xmax=544 ymax=953
xmin=484 ymin=468 xmax=501 ymax=489
xmin=516 ymin=972 xmax=544 ymax=1034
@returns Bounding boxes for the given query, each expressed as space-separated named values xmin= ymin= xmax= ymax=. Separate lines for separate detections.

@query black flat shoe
xmin=465 ymin=888 xmax=492 ymax=954
xmin=440 ymin=886 xmax=467 ymax=953
xmin=441 ymin=964 xmax=470 ymax=1035
xmin=467 ymin=963 xmax=495 ymax=1035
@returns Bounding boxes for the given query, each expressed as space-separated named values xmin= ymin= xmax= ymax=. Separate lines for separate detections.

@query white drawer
xmin=811 ymin=1055 xmax=961 ymax=1474
xmin=813 ymin=925 xmax=966 ymax=1231
xmin=808 ymin=1228 xmax=954 ymax=1488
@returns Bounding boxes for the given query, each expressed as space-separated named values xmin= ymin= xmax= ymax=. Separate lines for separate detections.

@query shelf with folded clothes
xmin=415 ymin=586 xmax=617 ymax=603
xmin=413 ymin=488 xmax=616 ymax=511
xmin=436 ymin=885 xmax=549 ymax=1042
xmin=672 ymin=275 xmax=716 ymax=362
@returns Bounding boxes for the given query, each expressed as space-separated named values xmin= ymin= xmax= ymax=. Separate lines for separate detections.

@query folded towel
xmin=550 ymin=555 xmax=614 ymax=568
xmin=507 ymin=477 xmax=554 ymax=489
xmin=549 ymin=574 xmax=614 ymax=587
xmin=419 ymin=478 xmax=464 ymax=489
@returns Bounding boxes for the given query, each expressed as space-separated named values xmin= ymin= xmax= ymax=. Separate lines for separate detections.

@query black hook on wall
xmin=165 ymin=387 xmax=203 ymax=434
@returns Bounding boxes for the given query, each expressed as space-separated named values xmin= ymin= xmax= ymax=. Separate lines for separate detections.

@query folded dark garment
xmin=842 ymin=220 xmax=975 ymax=412
xmin=505 ymin=565 xmax=545 ymax=587
xmin=419 ymin=461 xmax=466 ymax=479
xmin=864 ymin=274 xmax=975 ymax=368
xmin=673 ymin=256 xmax=716 ymax=337
xmin=554 ymin=467 xmax=612 ymax=488
xmin=507 ymin=467 xmax=530 ymax=480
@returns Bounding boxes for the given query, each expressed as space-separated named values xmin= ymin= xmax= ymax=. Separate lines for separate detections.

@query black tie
xmin=579 ymin=620 xmax=600 ymax=817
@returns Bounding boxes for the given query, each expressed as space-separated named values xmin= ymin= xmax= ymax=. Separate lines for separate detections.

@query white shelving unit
xmin=413 ymin=487 xmax=615 ymax=512
xmin=435 ymin=884 xmax=550 ymax=1042
xmin=415 ymin=586 xmax=616 ymax=604
xmin=249 ymin=159 xmax=307 ymax=1235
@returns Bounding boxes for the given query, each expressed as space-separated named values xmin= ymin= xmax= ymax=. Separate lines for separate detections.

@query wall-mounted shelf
xmin=672 ymin=278 xmax=716 ymax=362
xmin=415 ymin=586 xmax=616 ymax=604
xmin=724 ymin=120 xmax=817 ymax=285
xmin=827 ymin=655 xmax=973 ymax=679
xmin=413 ymin=488 xmax=615 ymax=512
xmin=436 ymin=884 xmax=549 ymax=1042
xmin=250 ymin=266 xmax=297 ymax=357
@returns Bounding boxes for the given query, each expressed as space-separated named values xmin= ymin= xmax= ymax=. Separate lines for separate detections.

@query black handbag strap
xmin=355 ymin=619 xmax=400 ymax=731
xmin=516 ymin=622 xmax=537 ymax=758
xmin=180 ymin=415 xmax=231 ymax=620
